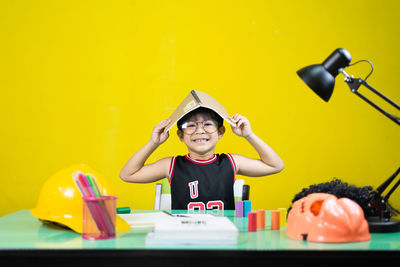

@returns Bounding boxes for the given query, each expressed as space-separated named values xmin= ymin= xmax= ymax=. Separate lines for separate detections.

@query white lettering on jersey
xmin=188 ymin=180 xmax=199 ymax=199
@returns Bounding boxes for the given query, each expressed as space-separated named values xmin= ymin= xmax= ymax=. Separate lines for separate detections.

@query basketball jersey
xmin=168 ymin=153 xmax=237 ymax=210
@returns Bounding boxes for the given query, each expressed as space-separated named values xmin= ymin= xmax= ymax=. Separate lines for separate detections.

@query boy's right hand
xmin=150 ymin=119 xmax=171 ymax=146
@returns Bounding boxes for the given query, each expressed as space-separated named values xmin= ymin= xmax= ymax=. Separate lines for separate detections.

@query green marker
xmin=117 ymin=207 xmax=131 ymax=214
xmin=87 ymin=174 xmax=101 ymax=197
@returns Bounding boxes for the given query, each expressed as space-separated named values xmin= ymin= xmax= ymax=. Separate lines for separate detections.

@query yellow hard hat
xmin=31 ymin=163 xmax=130 ymax=234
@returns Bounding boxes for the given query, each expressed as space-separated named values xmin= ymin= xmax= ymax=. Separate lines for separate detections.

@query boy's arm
xmin=119 ymin=119 xmax=172 ymax=183
xmin=230 ymin=114 xmax=284 ymax=177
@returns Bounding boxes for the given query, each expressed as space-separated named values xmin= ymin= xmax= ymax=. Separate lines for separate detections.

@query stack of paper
xmin=145 ymin=214 xmax=238 ymax=245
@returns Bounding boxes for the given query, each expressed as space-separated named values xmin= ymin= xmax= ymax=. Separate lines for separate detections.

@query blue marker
xmin=243 ymin=200 xmax=251 ymax=217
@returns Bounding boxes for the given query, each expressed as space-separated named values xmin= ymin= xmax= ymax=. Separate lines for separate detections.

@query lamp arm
xmin=367 ymin=167 xmax=400 ymax=219
xmin=376 ymin=167 xmax=400 ymax=194
xmin=339 ymin=72 xmax=400 ymax=126
xmin=383 ymin=167 xmax=400 ymax=202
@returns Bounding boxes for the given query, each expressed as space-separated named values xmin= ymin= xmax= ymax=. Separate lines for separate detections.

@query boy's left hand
xmin=230 ymin=114 xmax=253 ymax=138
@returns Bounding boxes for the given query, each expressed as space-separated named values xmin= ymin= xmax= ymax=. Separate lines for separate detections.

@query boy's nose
xmin=194 ymin=122 xmax=206 ymax=133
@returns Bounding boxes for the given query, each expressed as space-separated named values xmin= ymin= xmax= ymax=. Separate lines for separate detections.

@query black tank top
xmin=168 ymin=153 xmax=236 ymax=210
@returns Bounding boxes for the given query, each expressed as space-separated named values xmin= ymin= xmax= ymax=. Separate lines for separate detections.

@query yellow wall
xmin=1 ymin=0 xmax=399 ymax=217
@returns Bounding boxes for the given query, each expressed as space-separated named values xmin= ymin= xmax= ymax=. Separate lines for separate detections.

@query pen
xmin=162 ymin=211 xmax=190 ymax=217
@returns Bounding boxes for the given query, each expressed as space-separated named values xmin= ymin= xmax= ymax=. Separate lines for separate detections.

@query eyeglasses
xmin=181 ymin=120 xmax=218 ymax=135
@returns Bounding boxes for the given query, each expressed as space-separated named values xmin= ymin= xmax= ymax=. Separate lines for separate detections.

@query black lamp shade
xmin=297 ymin=48 xmax=352 ymax=102
xmin=297 ymin=64 xmax=335 ymax=102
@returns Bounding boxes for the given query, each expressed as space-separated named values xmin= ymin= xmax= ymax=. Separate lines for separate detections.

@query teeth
xmin=193 ymin=139 xmax=208 ymax=143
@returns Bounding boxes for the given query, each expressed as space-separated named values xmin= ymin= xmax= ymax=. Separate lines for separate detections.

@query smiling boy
xmin=120 ymin=107 xmax=284 ymax=210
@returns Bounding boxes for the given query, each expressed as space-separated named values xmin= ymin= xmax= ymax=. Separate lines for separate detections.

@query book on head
xmin=166 ymin=90 xmax=236 ymax=131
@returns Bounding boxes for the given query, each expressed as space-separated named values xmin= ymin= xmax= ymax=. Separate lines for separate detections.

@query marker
xmin=271 ymin=210 xmax=280 ymax=230
xmin=278 ymin=208 xmax=287 ymax=227
xmin=248 ymin=212 xmax=257 ymax=232
xmin=243 ymin=200 xmax=251 ymax=217
xmin=256 ymin=209 xmax=265 ymax=229
xmin=236 ymin=201 xmax=244 ymax=217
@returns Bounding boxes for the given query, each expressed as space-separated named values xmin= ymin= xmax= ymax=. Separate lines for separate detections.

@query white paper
xmin=118 ymin=212 xmax=170 ymax=228
xmin=145 ymin=214 xmax=238 ymax=245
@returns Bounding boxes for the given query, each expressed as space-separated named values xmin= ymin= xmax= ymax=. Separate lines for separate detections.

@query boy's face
xmin=177 ymin=114 xmax=225 ymax=157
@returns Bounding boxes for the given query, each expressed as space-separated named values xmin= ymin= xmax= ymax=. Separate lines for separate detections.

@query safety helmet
xmin=286 ymin=193 xmax=370 ymax=243
xmin=31 ymin=163 xmax=130 ymax=233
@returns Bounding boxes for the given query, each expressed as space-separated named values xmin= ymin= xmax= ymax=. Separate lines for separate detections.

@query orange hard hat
xmin=286 ymin=193 xmax=370 ymax=243
xmin=31 ymin=163 xmax=130 ymax=234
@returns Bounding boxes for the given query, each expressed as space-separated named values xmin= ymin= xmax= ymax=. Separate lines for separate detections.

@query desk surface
xmin=1 ymin=210 xmax=400 ymax=265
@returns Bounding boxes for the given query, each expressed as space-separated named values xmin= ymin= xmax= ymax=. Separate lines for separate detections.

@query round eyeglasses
xmin=181 ymin=120 xmax=218 ymax=135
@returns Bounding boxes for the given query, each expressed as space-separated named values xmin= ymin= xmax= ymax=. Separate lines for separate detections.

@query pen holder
xmin=82 ymin=196 xmax=117 ymax=240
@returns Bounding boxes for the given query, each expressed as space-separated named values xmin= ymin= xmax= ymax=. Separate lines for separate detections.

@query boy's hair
xmin=177 ymin=107 xmax=224 ymax=131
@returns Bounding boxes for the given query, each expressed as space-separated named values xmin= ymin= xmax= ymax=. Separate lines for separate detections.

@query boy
xmin=120 ymin=107 xmax=284 ymax=210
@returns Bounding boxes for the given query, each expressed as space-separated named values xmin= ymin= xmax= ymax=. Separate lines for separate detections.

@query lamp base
xmin=367 ymin=217 xmax=400 ymax=233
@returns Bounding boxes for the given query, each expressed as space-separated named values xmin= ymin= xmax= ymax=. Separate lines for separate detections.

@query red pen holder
xmin=82 ymin=196 xmax=117 ymax=240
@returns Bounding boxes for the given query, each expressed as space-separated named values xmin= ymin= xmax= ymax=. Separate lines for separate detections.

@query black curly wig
xmin=290 ymin=178 xmax=399 ymax=218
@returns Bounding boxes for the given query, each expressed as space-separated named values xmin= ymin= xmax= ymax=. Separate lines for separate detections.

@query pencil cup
xmin=82 ymin=196 xmax=117 ymax=240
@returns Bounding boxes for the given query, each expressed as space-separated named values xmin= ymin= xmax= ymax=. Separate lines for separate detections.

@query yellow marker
xmin=278 ymin=208 xmax=287 ymax=227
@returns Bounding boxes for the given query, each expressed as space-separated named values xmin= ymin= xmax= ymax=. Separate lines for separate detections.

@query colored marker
xmin=248 ymin=212 xmax=257 ymax=232
xmin=271 ymin=210 xmax=280 ymax=230
xmin=278 ymin=208 xmax=287 ymax=227
xmin=236 ymin=201 xmax=244 ymax=217
xmin=256 ymin=209 xmax=265 ymax=229
xmin=243 ymin=200 xmax=251 ymax=217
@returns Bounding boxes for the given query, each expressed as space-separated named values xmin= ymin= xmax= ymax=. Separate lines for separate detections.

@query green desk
xmin=1 ymin=210 xmax=399 ymax=266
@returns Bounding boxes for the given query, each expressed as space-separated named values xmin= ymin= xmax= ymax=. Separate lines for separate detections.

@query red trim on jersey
xmin=168 ymin=156 xmax=176 ymax=184
xmin=226 ymin=153 xmax=237 ymax=182
xmin=185 ymin=154 xmax=217 ymax=165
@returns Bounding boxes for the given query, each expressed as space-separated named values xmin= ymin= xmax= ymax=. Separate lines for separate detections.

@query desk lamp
xmin=296 ymin=48 xmax=400 ymax=233
xmin=297 ymin=48 xmax=400 ymax=125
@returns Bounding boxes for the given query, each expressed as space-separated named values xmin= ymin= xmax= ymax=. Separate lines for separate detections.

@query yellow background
xmin=1 ymin=0 xmax=399 ymax=217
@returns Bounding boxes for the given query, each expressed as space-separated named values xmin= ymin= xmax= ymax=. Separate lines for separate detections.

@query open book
xmin=166 ymin=90 xmax=236 ymax=131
